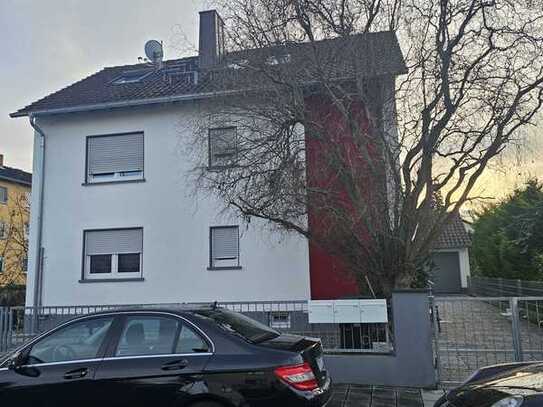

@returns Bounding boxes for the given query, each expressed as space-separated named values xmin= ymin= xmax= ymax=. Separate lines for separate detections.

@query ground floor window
xmin=269 ymin=312 xmax=291 ymax=329
xmin=83 ymin=228 xmax=143 ymax=281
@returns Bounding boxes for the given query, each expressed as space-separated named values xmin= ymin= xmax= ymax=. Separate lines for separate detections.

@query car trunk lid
xmin=258 ymin=334 xmax=328 ymax=386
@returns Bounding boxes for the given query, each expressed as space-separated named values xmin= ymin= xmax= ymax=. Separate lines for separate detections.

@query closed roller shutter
xmin=87 ymin=133 xmax=144 ymax=175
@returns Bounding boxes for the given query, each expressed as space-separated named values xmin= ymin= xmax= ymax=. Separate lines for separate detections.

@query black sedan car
xmin=435 ymin=362 xmax=543 ymax=407
xmin=0 ymin=307 xmax=331 ymax=406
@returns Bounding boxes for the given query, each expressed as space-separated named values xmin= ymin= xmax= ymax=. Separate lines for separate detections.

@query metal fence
xmin=470 ymin=276 xmax=543 ymax=297
xmin=0 ymin=301 xmax=392 ymax=356
xmin=433 ymin=296 xmax=543 ymax=386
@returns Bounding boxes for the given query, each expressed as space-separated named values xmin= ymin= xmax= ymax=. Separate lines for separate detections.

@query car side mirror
xmin=7 ymin=351 xmax=25 ymax=371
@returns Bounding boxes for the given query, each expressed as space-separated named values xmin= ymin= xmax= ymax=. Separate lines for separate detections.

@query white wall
xmin=27 ymin=103 xmax=310 ymax=306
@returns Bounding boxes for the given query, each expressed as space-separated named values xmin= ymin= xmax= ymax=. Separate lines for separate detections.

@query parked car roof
xmin=11 ymin=31 xmax=406 ymax=118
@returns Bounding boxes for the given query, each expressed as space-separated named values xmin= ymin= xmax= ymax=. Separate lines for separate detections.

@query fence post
xmin=510 ymin=298 xmax=523 ymax=362
xmin=0 ymin=307 xmax=5 ymax=353
xmin=429 ymin=296 xmax=442 ymax=384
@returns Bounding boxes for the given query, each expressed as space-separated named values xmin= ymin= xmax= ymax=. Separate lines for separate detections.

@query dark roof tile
xmin=433 ymin=213 xmax=471 ymax=250
xmin=0 ymin=166 xmax=32 ymax=186
xmin=11 ymin=32 xmax=406 ymax=117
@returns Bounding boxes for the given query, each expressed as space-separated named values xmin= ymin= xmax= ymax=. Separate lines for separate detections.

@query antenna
xmin=144 ymin=40 xmax=164 ymax=68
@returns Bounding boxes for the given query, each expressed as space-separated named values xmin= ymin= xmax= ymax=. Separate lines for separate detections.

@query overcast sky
xmin=0 ymin=0 xmax=206 ymax=172
xmin=0 ymin=0 xmax=539 ymax=202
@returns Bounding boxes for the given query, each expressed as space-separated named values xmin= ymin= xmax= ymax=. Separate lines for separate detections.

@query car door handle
xmin=63 ymin=368 xmax=89 ymax=380
xmin=161 ymin=359 xmax=189 ymax=371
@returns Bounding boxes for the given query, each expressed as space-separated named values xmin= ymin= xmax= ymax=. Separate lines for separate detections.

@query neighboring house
xmin=11 ymin=10 xmax=407 ymax=307
xmin=430 ymin=213 xmax=472 ymax=294
xmin=0 ymin=154 xmax=31 ymax=288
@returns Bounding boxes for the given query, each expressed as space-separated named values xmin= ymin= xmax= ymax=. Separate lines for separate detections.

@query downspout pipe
xmin=29 ymin=114 xmax=46 ymax=313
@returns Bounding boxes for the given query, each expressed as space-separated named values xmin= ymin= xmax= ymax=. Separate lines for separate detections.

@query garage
xmin=430 ymin=213 xmax=472 ymax=294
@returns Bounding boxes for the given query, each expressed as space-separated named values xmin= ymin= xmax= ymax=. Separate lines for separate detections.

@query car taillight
xmin=274 ymin=362 xmax=319 ymax=391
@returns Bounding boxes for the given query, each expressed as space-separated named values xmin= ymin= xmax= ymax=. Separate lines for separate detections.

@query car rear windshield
xmin=197 ymin=309 xmax=280 ymax=343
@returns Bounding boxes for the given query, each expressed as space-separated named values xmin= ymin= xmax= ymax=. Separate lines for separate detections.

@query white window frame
xmin=208 ymin=225 xmax=241 ymax=270
xmin=88 ymin=171 xmax=144 ymax=184
xmin=86 ymin=133 xmax=144 ymax=184
xmin=83 ymin=228 xmax=143 ymax=281
xmin=208 ymin=127 xmax=238 ymax=169
xmin=269 ymin=312 xmax=291 ymax=329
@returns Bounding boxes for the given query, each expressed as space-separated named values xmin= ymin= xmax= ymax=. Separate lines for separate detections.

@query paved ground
xmin=436 ymin=297 xmax=543 ymax=384
xmin=329 ymin=385 xmax=426 ymax=407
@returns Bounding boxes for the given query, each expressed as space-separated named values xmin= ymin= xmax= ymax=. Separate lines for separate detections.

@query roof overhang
xmin=10 ymin=90 xmax=239 ymax=118
xmin=0 ymin=175 xmax=32 ymax=187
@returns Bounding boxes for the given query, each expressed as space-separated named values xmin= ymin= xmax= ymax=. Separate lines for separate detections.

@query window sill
xmin=79 ymin=277 xmax=145 ymax=283
xmin=207 ymin=266 xmax=242 ymax=271
xmin=82 ymin=178 xmax=146 ymax=186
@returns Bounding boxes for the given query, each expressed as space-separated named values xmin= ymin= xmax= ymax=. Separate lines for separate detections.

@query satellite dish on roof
xmin=145 ymin=40 xmax=164 ymax=63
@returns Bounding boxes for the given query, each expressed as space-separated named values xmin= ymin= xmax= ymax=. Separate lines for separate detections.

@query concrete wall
xmin=324 ymin=290 xmax=436 ymax=388
xmin=26 ymin=103 xmax=310 ymax=306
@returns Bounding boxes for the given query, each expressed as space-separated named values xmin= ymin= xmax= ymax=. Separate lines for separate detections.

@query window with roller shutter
xmin=208 ymin=127 xmax=237 ymax=168
xmin=82 ymin=228 xmax=143 ymax=281
xmin=86 ymin=132 xmax=144 ymax=183
xmin=209 ymin=226 xmax=241 ymax=270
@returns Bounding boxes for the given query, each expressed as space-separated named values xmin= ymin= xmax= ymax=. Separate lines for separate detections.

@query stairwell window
xmin=83 ymin=228 xmax=143 ymax=281
xmin=86 ymin=132 xmax=144 ymax=184
xmin=208 ymin=127 xmax=237 ymax=169
xmin=0 ymin=222 xmax=6 ymax=240
xmin=209 ymin=226 xmax=241 ymax=270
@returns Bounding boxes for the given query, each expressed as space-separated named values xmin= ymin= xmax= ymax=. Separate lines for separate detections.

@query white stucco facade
xmin=26 ymin=103 xmax=310 ymax=306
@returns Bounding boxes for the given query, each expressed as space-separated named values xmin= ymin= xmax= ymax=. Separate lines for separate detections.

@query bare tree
xmin=0 ymin=192 xmax=29 ymax=289
xmin=187 ymin=0 xmax=543 ymax=297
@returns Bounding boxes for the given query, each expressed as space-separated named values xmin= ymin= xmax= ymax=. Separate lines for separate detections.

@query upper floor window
xmin=0 ymin=256 xmax=4 ymax=273
xmin=208 ymin=127 xmax=237 ymax=168
xmin=0 ymin=222 xmax=7 ymax=240
xmin=0 ymin=186 xmax=7 ymax=204
xmin=209 ymin=226 xmax=240 ymax=270
xmin=86 ymin=133 xmax=144 ymax=184
xmin=83 ymin=228 xmax=143 ymax=280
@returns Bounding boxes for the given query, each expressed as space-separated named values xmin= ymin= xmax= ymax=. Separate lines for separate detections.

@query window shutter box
xmin=88 ymin=133 xmax=144 ymax=175
xmin=86 ymin=229 xmax=143 ymax=255
xmin=212 ymin=227 xmax=238 ymax=259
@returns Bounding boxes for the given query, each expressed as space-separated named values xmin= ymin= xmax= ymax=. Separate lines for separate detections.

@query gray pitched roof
xmin=11 ymin=31 xmax=406 ymax=118
xmin=433 ymin=213 xmax=472 ymax=250
xmin=0 ymin=166 xmax=32 ymax=187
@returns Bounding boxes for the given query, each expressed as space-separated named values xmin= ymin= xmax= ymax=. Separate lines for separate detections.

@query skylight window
xmin=111 ymin=69 xmax=153 ymax=85
xmin=266 ymin=54 xmax=291 ymax=65
xmin=228 ymin=59 xmax=249 ymax=70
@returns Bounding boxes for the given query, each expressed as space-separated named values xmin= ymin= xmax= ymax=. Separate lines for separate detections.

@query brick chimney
xmin=199 ymin=10 xmax=225 ymax=69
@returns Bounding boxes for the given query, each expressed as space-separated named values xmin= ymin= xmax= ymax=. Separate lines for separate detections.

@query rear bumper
xmin=305 ymin=376 xmax=333 ymax=406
